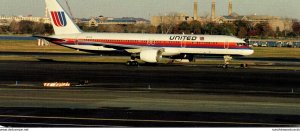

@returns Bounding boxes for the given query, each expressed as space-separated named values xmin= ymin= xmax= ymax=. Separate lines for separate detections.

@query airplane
xmin=35 ymin=0 xmax=254 ymax=67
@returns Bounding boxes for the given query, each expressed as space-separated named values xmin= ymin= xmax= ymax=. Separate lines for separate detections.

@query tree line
xmin=1 ymin=20 xmax=300 ymax=39
xmin=0 ymin=20 xmax=53 ymax=35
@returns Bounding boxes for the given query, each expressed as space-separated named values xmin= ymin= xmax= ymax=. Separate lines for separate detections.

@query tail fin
xmin=45 ymin=0 xmax=82 ymax=35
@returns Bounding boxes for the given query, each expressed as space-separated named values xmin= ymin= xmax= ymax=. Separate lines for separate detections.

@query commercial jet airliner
xmin=35 ymin=0 xmax=254 ymax=67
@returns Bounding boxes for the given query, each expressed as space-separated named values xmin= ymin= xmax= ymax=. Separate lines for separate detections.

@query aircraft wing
xmin=87 ymin=41 xmax=159 ymax=50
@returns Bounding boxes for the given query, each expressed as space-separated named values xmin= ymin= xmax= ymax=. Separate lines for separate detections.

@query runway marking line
xmin=0 ymin=114 xmax=297 ymax=126
xmin=0 ymin=87 xmax=298 ymax=96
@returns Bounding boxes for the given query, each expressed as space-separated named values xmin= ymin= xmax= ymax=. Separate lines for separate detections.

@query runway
xmin=1 ymin=51 xmax=300 ymax=63
xmin=0 ymin=60 xmax=299 ymax=127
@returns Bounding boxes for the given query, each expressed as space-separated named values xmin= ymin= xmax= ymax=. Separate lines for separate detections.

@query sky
xmin=0 ymin=0 xmax=299 ymax=20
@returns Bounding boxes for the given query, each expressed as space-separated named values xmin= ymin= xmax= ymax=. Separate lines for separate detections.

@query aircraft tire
xmin=126 ymin=61 xmax=139 ymax=66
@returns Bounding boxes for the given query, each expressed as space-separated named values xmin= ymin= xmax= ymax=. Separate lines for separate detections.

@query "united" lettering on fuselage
xmin=169 ymin=36 xmax=197 ymax=41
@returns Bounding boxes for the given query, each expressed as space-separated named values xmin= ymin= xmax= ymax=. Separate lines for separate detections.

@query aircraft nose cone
xmin=247 ymin=49 xmax=254 ymax=55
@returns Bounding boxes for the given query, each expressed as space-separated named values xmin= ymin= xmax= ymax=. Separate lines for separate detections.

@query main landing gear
xmin=126 ymin=55 xmax=139 ymax=66
xmin=221 ymin=55 xmax=249 ymax=69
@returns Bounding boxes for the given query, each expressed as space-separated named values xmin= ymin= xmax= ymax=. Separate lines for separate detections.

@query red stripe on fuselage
xmin=58 ymin=38 xmax=250 ymax=49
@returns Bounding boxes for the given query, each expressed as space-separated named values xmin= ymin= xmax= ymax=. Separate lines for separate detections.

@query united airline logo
xmin=169 ymin=36 xmax=197 ymax=41
xmin=50 ymin=11 xmax=67 ymax=27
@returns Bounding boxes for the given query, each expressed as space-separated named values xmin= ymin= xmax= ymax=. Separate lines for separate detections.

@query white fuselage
xmin=50 ymin=33 xmax=254 ymax=56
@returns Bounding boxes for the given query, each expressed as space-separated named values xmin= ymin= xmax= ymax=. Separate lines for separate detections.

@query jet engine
xmin=140 ymin=49 xmax=163 ymax=63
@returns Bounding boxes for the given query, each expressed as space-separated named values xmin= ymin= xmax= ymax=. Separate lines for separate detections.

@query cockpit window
xmin=237 ymin=43 xmax=246 ymax=46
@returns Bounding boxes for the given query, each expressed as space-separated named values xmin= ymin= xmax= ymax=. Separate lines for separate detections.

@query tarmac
xmin=0 ymin=55 xmax=299 ymax=127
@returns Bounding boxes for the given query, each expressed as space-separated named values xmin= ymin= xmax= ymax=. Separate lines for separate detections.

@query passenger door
xmin=181 ymin=40 xmax=186 ymax=48
xmin=224 ymin=41 xmax=229 ymax=49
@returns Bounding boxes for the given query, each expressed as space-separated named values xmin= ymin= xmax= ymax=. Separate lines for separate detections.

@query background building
xmin=151 ymin=13 xmax=194 ymax=27
xmin=151 ymin=0 xmax=293 ymax=32
xmin=86 ymin=16 xmax=149 ymax=27
xmin=0 ymin=15 xmax=51 ymax=25
xmin=0 ymin=19 xmax=10 ymax=26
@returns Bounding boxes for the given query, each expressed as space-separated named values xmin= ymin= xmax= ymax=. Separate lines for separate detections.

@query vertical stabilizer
xmin=45 ymin=0 xmax=82 ymax=35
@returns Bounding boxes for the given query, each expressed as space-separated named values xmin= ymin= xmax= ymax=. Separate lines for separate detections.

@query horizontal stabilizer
xmin=33 ymin=35 xmax=64 ymax=42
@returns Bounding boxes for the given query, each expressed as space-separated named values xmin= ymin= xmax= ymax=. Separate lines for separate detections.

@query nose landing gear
xmin=223 ymin=55 xmax=232 ymax=68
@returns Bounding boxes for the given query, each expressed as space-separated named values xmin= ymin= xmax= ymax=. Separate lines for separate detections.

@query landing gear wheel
xmin=126 ymin=61 xmax=131 ymax=66
xmin=223 ymin=64 xmax=229 ymax=69
xmin=132 ymin=61 xmax=139 ymax=66
xmin=240 ymin=63 xmax=248 ymax=68
xmin=126 ymin=61 xmax=139 ymax=66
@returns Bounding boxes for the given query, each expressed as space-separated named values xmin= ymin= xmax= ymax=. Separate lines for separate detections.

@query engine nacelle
xmin=140 ymin=49 xmax=163 ymax=63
